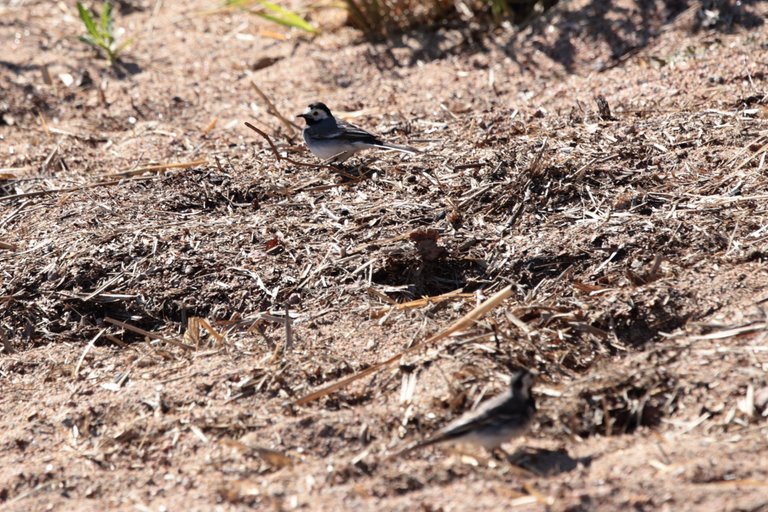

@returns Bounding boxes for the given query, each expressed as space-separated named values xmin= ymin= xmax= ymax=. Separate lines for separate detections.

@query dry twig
xmin=0 ymin=176 xmax=156 ymax=203
xmin=244 ymin=122 xmax=340 ymax=171
xmin=105 ymin=317 xmax=193 ymax=352
xmin=295 ymin=285 xmax=514 ymax=406
xmin=249 ymin=81 xmax=301 ymax=133
xmin=73 ymin=328 xmax=106 ymax=378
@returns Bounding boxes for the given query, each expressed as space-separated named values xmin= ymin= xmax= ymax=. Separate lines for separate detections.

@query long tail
xmin=374 ymin=143 xmax=421 ymax=155
xmin=388 ymin=435 xmax=443 ymax=460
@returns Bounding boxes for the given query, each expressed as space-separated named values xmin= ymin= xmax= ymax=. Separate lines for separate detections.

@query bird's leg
xmin=491 ymin=447 xmax=511 ymax=460
xmin=502 ymin=445 xmax=527 ymax=464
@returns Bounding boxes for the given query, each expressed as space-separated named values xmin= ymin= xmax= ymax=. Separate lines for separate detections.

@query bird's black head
xmin=297 ymin=102 xmax=333 ymax=125
xmin=510 ymin=369 xmax=537 ymax=408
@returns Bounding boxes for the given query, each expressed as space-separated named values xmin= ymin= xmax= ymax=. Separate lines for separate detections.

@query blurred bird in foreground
xmin=395 ymin=369 xmax=537 ymax=457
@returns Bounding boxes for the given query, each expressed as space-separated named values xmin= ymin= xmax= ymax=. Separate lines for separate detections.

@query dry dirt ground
xmin=2 ymin=0 xmax=768 ymax=510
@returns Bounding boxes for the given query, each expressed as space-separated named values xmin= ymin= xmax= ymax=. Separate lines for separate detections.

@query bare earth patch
xmin=1 ymin=0 xmax=767 ymax=510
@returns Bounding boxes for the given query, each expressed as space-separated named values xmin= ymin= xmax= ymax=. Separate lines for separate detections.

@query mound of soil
xmin=1 ymin=0 xmax=767 ymax=510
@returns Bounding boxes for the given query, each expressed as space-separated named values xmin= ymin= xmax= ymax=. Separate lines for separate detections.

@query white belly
xmin=303 ymin=132 xmax=364 ymax=161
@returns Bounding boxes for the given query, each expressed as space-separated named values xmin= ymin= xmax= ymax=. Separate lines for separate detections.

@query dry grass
xmin=1 ymin=0 xmax=768 ymax=509
xmin=343 ymin=0 xmax=551 ymax=37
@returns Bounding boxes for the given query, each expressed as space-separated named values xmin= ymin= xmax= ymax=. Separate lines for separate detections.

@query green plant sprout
xmin=224 ymin=0 xmax=317 ymax=33
xmin=76 ymin=1 xmax=133 ymax=65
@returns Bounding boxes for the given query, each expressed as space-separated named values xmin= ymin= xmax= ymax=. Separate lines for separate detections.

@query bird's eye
xmin=313 ymin=111 xmax=319 ymax=117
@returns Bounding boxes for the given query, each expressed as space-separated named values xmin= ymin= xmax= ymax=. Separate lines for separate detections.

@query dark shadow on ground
xmin=112 ymin=59 xmax=143 ymax=78
xmin=508 ymin=447 xmax=593 ymax=476
xmin=363 ymin=0 xmax=764 ymax=72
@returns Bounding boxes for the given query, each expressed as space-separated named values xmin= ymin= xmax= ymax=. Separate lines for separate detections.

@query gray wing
xmin=313 ymin=119 xmax=383 ymax=145
xmin=435 ymin=390 xmax=517 ymax=438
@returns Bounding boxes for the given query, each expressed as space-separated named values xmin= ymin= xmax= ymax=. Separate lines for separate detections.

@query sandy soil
xmin=2 ymin=0 xmax=768 ymax=510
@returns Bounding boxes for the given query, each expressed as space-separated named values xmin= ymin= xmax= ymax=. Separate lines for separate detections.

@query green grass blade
xmin=100 ymin=1 xmax=114 ymax=42
xmin=76 ymin=2 xmax=100 ymax=40
xmin=225 ymin=0 xmax=256 ymax=6
xmin=78 ymin=34 xmax=98 ymax=48
xmin=255 ymin=1 xmax=317 ymax=33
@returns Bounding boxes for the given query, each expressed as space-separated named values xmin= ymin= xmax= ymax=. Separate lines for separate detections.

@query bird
xmin=296 ymin=102 xmax=419 ymax=163
xmin=395 ymin=369 xmax=537 ymax=457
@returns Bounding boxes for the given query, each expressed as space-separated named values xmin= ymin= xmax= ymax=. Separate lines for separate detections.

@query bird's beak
xmin=297 ymin=108 xmax=313 ymax=120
